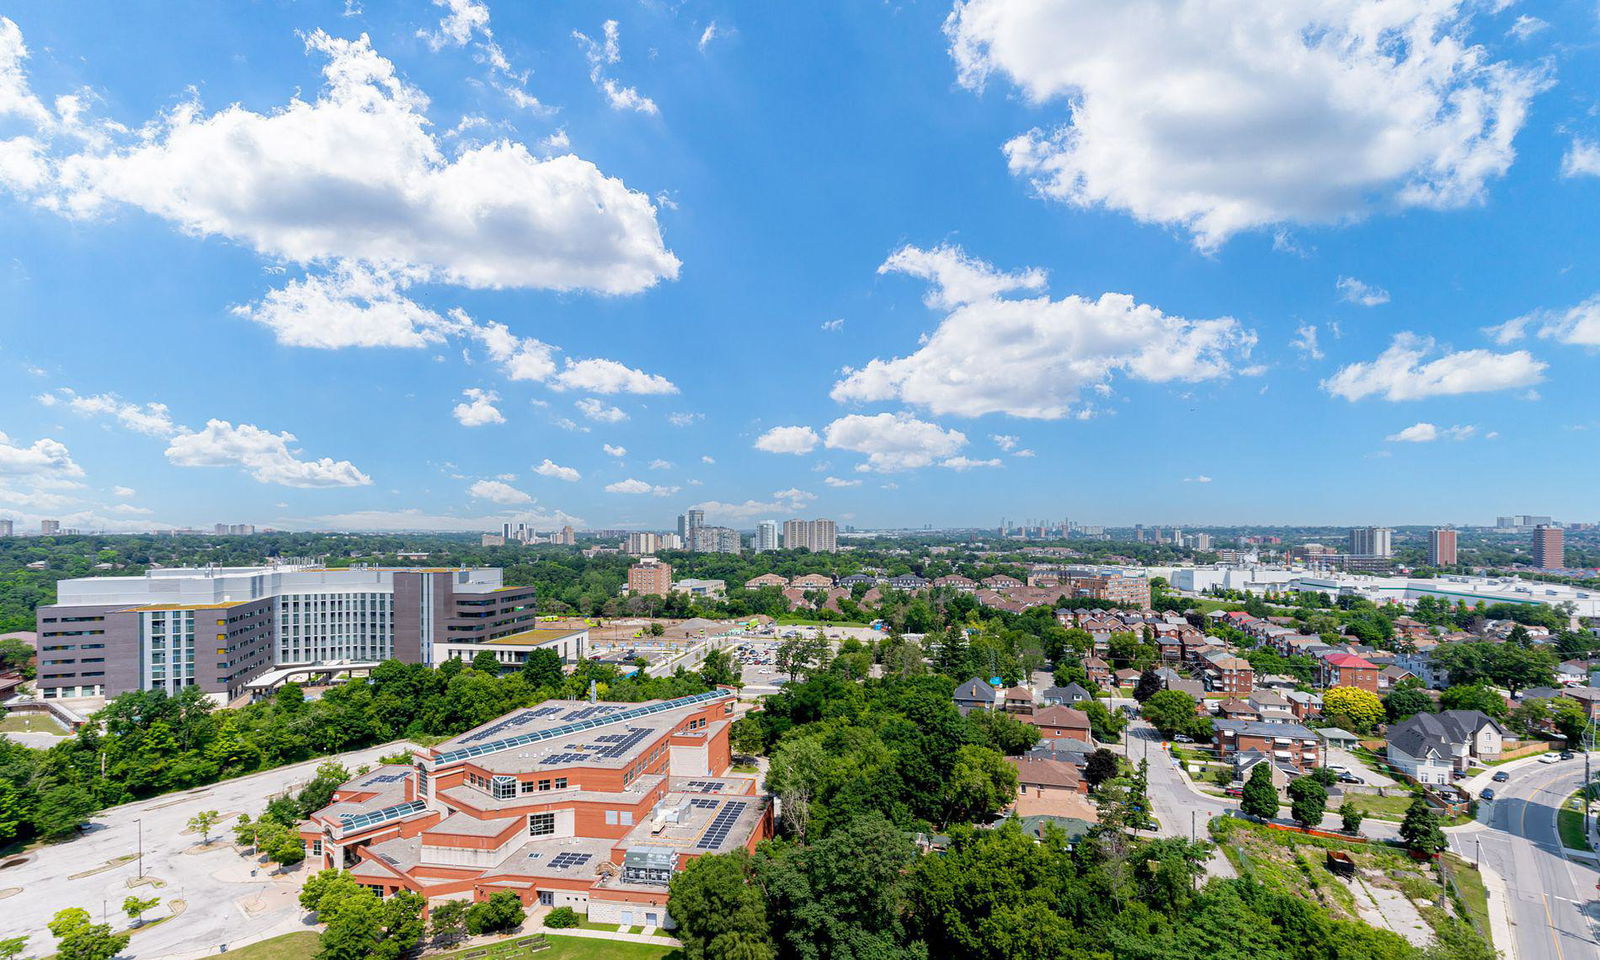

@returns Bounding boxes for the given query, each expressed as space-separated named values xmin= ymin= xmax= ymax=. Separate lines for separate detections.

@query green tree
xmin=1287 ymin=777 xmax=1327 ymax=829
xmin=1132 ymin=668 xmax=1164 ymax=702
xmin=519 ymin=648 xmax=564 ymax=689
xmin=1439 ymin=683 xmax=1507 ymax=719
xmin=1141 ymin=689 xmax=1207 ymax=740
xmin=1340 ymin=802 xmax=1365 ymax=835
xmin=470 ymin=651 xmax=502 ymax=675
xmin=942 ymin=744 xmax=1018 ymax=827
xmin=0 ymin=936 xmax=27 ymax=960
xmin=1081 ymin=699 xmax=1126 ymax=743
xmin=1383 ymin=686 xmax=1434 ymax=723
xmin=1240 ymin=763 xmax=1279 ymax=820
xmin=428 ymin=899 xmax=469 ymax=948
xmin=964 ymin=708 xmax=1041 ymax=755
xmin=48 ymin=908 xmax=128 ymax=960
xmin=122 ymin=894 xmax=160 ymax=926
xmin=668 ymin=850 xmax=774 ymax=960
xmin=1083 ymin=748 xmax=1120 ymax=790
xmin=1399 ymin=797 xmax=1447 ymax=856
xmin=1322 ymin=686 xmax=1385 ymax=734
xmin=188 ymin=809 xmax=220 ymax=845
xmin=464 ymin=891 xmax=525 ymax=935
xmin=699 ymin=648 xmax=740 ymax=687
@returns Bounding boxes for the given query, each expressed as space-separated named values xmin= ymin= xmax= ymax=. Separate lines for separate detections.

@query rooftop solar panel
xmin=363 ymin=770 xmax=410 ymax=784
xmin=596 ymin=726 xmax=653 ymax=759
xmin=696 ymin=801 xmax=747 ymax=850
xmin=685 ymin=780 xmax=725 ymax=793
xmin=548 ymin=852 xmax=593 ymax=870
xmin=688 ymin=797 xmax=719 ymax=809
xmin=433 ymin=690 xmax=734 ymax=767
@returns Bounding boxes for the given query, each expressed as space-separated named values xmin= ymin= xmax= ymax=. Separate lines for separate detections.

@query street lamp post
xmin=135 ymin=818 xmax=143 ymax=879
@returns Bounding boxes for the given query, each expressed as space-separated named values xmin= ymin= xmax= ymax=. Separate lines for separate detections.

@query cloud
xmin=841 ymin=244 xmax=1256 ymax=418
xmin=822 ymin=412 xmax=968 ymax=472
xmin=1385 ymin=421 xmax=1478 ymax=443
xmin=231 ymin=263 xmax=449 ymax=349
xmin=1291 ymin=324 xmax=1324 ymax=361
xmin=606 ymin=478 xmax=678 ymax=496
xmin=575 ymin=398 xmax=628 ymax=423
xmin=297 ymin=506 xmax=582 ymax=531
xmin=823 ymin=476 xmax=862 ymax=488
xmin=689 ymin=490 xmax=815 ymax=520
xmin=820 ymin=318 xmax=845 ymax=332
xmin=879 ymin=243 xmax=1045 ymax=309
xmin=771 ymin=488 xmax=816 ymax=504
xmin=1183 ymin=475 xmax=1213 ymax=483
xmin=419 ymin=0 xmax=490 ymax=49
xmin=1560 ymin=140 xmax=1600 ymax=179
xmin=550 ymin=358 xmax=677 ymax=395
xmin=1013 ymin=449 xmax=1035 ymax=457
xmin=2 ymin=27 xmax=678 ymax=294
xmin=649 ymin=459 xmax=674 ymax=470
xmin=452 ymin=388 xmax=505 ymax=427
xmin=1489 ymin=295 xmax=1600 ymax=347
xmin=667 ymin=412 xmax=703 ymax=427
xmin=1321 ymin=333 xmax=1546 ymax=401
xmin=754 ymin=425 xmax=820 ymax=455
xmin=700 ymin=455 xmax=715 ymax=464
xmin=467 ymin=478 xmax=533 ymax=504
xmin=47 ymin=389 xmax=178 ymax=436
xmin=533 ymin=458 xmax=581 ymax=482
xmin=698 ymin=21 xmax=724 ymax=52
xmin=108 ymin=503 xmax=152 ymax=515
xmin=603 ymin=444 xmax=627 ymax=457
xmin=0 ymin=431 xmax=84 ymax=481
xmin=1336 ymin=276 xmax=1390 ymax=307
xmin=574 ymin=21 xmax=659 ymax=115
xmin=940 ymin=456 xmax=1001 ymax=470
xmin=112 ymin=486 xmax=135 ymax=497
xmin=990 ymin=434 xmax=1019 ymax=451
xmin=945 ymin=0 xmax=1544 ymax=249
xmin=1507 ymin=15 xmax=1547 ymax=40
xmin=165 ymin=420 xmax=371 ymax=487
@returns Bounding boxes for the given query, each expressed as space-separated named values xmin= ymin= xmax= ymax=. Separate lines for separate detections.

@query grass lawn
xmin=0 ymin=714 xmax=66 ymax=735
xmin=196 ymin=932 xmax=319 ymax=960
xmin=1558 ymin=790 xmax=1592 ymax=851
xmin=1441 ymin=853 xmax=1493 ymax=944
xmin=1341 ymin=792 xmax=1419 ymax=822
xmin=199 ymin=932 xmax=681 ymax=960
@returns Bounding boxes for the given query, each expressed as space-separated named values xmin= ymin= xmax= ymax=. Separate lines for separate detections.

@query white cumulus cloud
xmin=452 ymin=388 xmax=505 ymax=427
xmin=1488 ymin=295 xmax=1600 ymax=348
xmin=165 ymin=420 xmax=371 ymax=487
xmin=840 ymin=244 xmax=1256 ymax=419
xmin=574 ymin=21 xmax=658 ymax=115
xmin=944 ymin=0 xmax=1545 ymax=249
xmin=468 ymin=478 xmax=533 ymax=503
xmin=603 ymin=444 xmax=627 ymax=457
xmin=823 ymin=476 xmax=862 ymax=488
xmin=575 ymin=398 xmax=628 ymax=423
xmin=1321 ymin=333 xmax=1545 ymax=401
xmin=1385 ymin=421 xmax=1479 ymax=442
xmin=754 ymin=425 xmax=820 ymax=455
xmin=941 ymin=456 xmax=1001 ymax=470
xmin=822 ymin=412 xmax=968 ymax=473
xmin=1562 ymin=140 xmax=1600 ymax=179
xmin=1337 ymin=276 xmax=1390 ymax=307
xmin=550 ymin=358 xmax=677 ymax=395
xmin=533 ymin=459 xmax=581 ymax=482
xmin=606 ymin=478 xmax=678 ymax=496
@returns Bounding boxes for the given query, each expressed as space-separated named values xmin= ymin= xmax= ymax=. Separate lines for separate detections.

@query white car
xmin=1538 ymin=753 xmax=1561 ymax=764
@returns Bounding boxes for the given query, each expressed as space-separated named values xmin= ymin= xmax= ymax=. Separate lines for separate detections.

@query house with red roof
xmin=1319 ymin=652 xmax=1379 ymax=693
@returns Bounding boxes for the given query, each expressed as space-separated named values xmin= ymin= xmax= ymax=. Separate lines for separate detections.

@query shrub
xmin=544 ymin=906 xmax=580 ymax=929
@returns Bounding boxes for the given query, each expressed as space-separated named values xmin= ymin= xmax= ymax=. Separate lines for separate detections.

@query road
xmin=1452 ymin=757 xmax=1600 ymax=960
xmin=0 ymin=740 xmax=414 ymax=959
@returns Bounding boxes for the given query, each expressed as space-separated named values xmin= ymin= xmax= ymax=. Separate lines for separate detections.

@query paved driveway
xmin=1 ymin=740 xmax=414 ymax=959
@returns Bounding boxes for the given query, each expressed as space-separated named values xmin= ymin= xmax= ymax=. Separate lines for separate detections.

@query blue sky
xmin=1 ymin=0 xmax=1598 ymax=533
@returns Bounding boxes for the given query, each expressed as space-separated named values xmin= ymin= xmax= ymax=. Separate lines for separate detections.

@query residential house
xmin=836 ymin=574 xmax=880 ymax=588
xmin=1212 ymin=719 xmax=1322 ymax=771
xmin=790 ymin=574 xmax=835 ymax=589
xmin=1379 ymin=665 xmax=1416 ymax=691
xmin=887 ymin=574 xmax=929 ymax=591
xmin=953 ymin=677 xmax=997 ymax=715
xmin=1024 ymin=706 xmax=1093 ymax=744
xmin=1386 ymin=710 xmax=1505 ymax=785
xmin=1319 ymin=652 xmax=1380 ymax=693
xmin=1082 ymin=657 xmax=1111 ymax=688
xmin=982 ymin=574 xmax=1024 ymax=591
xmin=932 ymin=575 xmax=978 ymax=592
xmin=1215 ymin=698 xmax=1260 ymax=722
xmin=1393 ymin=649 xmax=1449 ymax=690
xmin=1001 ymin=687 xmax=1036 ymax=715
xmin=1040 ymin=683 xmax=1094 ymax=707
xmin=1199 ymin=650 xmax=1255 ymax=694
xmin=743 ymin=574 xmax=789 ymax=589
xmin=1248 ymin=690 xmax=1296 ymax=724
xmin=1285 ymin=690 xmax=1323 ymax=721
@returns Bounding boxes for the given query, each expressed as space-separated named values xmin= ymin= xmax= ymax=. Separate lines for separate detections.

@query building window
xmin=554 ymin=777 xmax=568 ymax=789
xmin=606 ymin=811 xmax=618 ymax=825
xmin=538 ymin=779 xmax=552 ymax=791
xmin=492 ymin=776 xmax=517 ymax=800
xmin=528 ymin=813 xmax=555 ymax=837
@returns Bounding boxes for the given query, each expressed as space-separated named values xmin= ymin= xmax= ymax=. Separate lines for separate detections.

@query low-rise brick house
xmin=1040 ymin=683 xmax=1094 ymax=707
xmin=743 ymin=574 xmax=789 ymax=589
xmin=1001 ymin=686 xmax=1036 ymax=715
xmin=1024 ymin=705 xmax=1093 ymax=744
xmin=1200 ymin=650 xmax=1255 ymax=694
xmin=1319 ymin=652 xmax=1379 ymax=693
xmin=1212 ymin=719 xmax=1322 ymax=771
xmin=1248 ymin=690 xmax=1296 ymax=724
xmin=953 ymin=677 xmax=997 ymax=715
xmin=1215 ymin=698 xmax=1260 ymax=722
xmin=1008 ymin=755 xmax=1088 ymax=795
xmin=1082 ymin=657 xmax=1112 ymax=688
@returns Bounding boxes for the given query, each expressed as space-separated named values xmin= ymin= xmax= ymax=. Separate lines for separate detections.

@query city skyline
xmin=5 ymin=2 xmax=1600 ymax=531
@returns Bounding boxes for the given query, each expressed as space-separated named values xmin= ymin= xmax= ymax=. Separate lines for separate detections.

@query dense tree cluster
xmin=0 ymin=657 xmax=718 ymax=844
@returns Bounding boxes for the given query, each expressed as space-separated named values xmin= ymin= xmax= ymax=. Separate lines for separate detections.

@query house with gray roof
xmin=953 ymin=677 xmax=996 ymax=715
xmin=1386 ymin=710 xmax=1505 ymax=785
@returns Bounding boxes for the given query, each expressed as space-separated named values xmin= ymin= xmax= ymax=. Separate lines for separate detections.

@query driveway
xmin=1 ymin=740 xmax=416 ymax=959
xmin=1325 ymin=745 xmax=1395 ymax=787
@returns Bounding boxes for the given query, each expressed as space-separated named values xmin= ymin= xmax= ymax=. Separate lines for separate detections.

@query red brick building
xmin=1319 ymin=652 xmax=1379 ymax=693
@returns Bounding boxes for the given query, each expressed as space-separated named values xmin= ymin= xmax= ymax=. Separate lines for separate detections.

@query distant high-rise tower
xmin=1428 ymin=529 xmax=1458 ymax=567
xmin=40 ymin=519 xmax=59 ymax=536
xmin=1533 ymin=525 xmax=1564 ymax=570
xmin=782 ymin=519 xmax=837 ymax=553
xmin=1348 ymin=526 xmax=1393 ymax=557
xmin=678 ymin=509 xmax=705 ymax=543
xmin=0 ymin=519 xmax=12 ymax=537
xmin=755 ymin=520 xmax=779 ymax=552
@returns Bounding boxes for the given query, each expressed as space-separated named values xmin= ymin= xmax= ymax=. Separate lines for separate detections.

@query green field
xmin=198 ymin=931 xmax=680 ymax=960
xmin=1341 ymin=791 xmax=1420 ymax=822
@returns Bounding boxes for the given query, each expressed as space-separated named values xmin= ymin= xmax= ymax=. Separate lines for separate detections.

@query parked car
xmin=1492 ymin=771 xmax=1510 ymax=782
xmin=1539 ymin=753 xmax=1561 ymax=764
xmin=1336 ymin=771 xmax=1362 ymax=784
xmin=1224 ymin=786 xmax=1244 ymax=798
xmin=1174 ymin=734 xmax=1194 ymax=743
xmin=1480 ymin=787 xmax=1496 ymax=800
xmin=1561 ymin=751 xmax=1575 ymax=760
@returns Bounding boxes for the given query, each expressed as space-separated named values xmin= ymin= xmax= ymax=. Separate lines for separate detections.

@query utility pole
xmin=136 ymin=818 xmax=144 ymax=879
